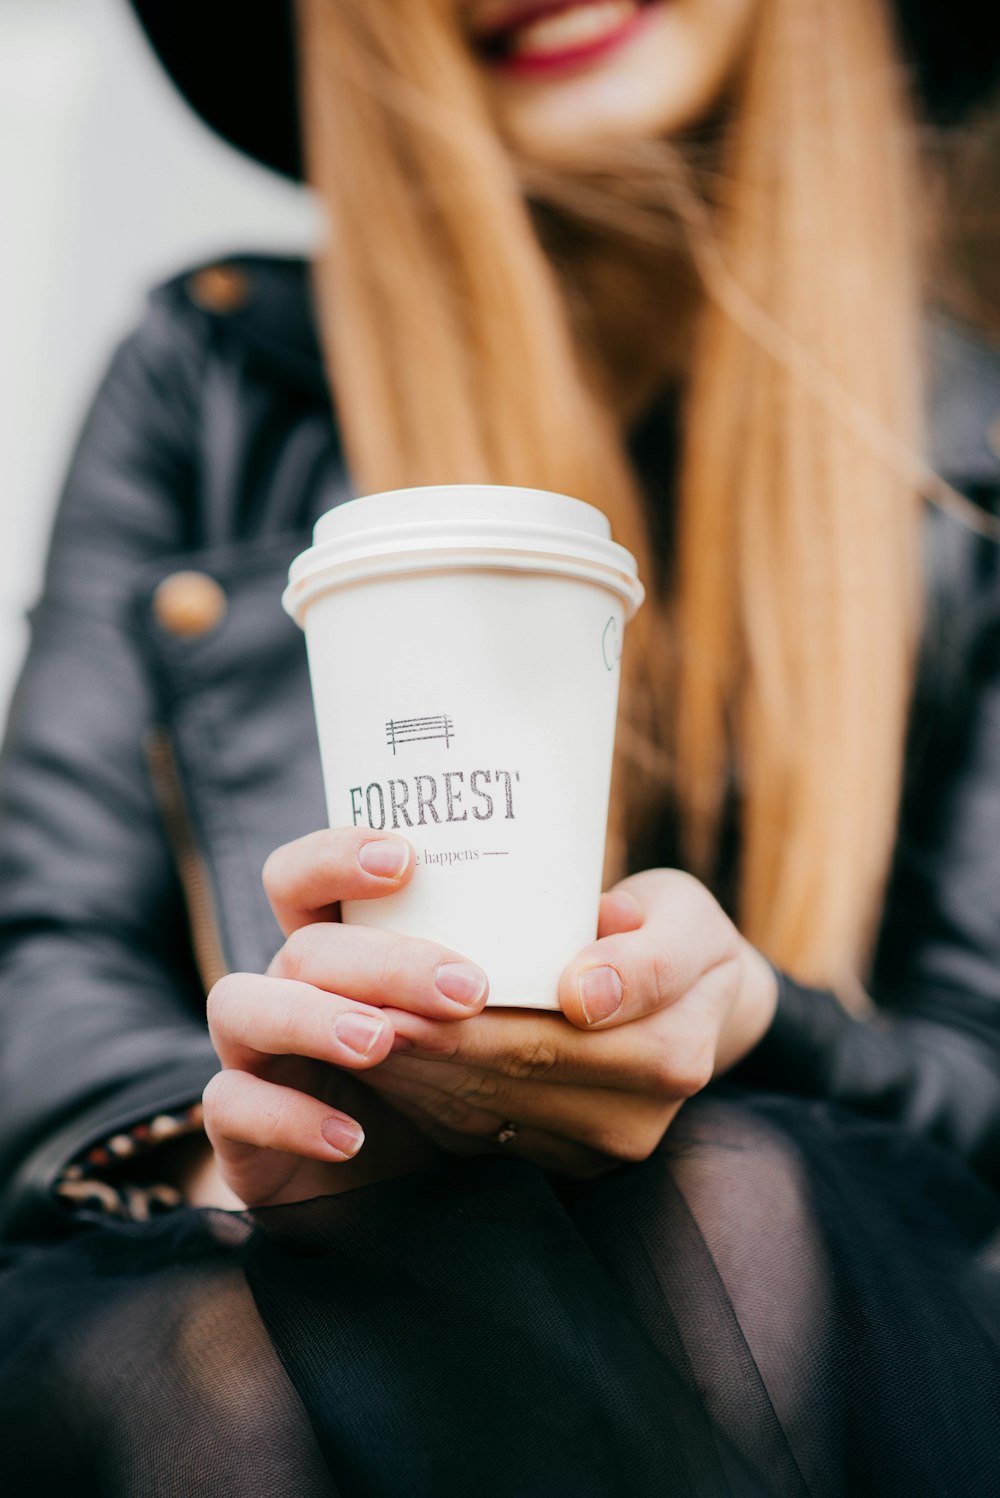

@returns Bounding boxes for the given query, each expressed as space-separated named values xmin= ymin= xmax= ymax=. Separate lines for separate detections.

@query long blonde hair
xmin=296 ymin=0 xmax=922 ymax=994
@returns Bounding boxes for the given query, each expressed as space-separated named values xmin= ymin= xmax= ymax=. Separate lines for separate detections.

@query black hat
xmin=130 ymin=0 xmax=1000 ymax=182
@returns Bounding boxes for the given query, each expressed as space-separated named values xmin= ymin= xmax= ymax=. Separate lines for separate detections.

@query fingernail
xmin=434 ymin=960 xmax=488 ymax=1008
xmin=357 ymin=839 xmax=409 ymax=879
xmin=578 ymin=966 xmax=624 ymax=1024
xmin=321 ymin=1116 xmax=365 ymax=1158
xmin=334 ymin=1012 xmax=389 ymax=1056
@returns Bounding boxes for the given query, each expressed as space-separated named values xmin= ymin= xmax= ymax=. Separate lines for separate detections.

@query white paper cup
xmin=283 ymin=485 xmax=644 ymax=1009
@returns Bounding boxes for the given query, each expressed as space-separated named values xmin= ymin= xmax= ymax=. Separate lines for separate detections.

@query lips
xmin=472 ymin=0 xmax=659 ymax=74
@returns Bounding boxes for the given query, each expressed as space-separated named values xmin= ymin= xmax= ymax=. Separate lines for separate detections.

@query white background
xmin=0 ymin=0 xmax=321 ymax=726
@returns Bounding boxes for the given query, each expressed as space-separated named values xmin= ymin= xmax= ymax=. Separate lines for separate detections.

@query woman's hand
xmin=363 ymin=870 xmax=778 ymax=1177
xmin=201 ymin=828 xmax=489 ymax=1208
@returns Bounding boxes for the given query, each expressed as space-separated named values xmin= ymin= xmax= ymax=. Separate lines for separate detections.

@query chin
xmin=492 ymin=71 xmax=723 ymax=159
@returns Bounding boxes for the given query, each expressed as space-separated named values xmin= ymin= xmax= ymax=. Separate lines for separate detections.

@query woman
xmin=0 ymin=0 xmax=998 ymax=1492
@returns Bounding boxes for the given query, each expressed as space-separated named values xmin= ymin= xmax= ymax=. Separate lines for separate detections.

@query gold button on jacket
xmin=152 ymin=571 xmax=228 ymax=638
xmin=185 ymin=263 xmax=251 ymax=314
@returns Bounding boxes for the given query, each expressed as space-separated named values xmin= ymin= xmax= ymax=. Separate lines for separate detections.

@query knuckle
xmin=623 ymin=1122 xmax=668 ymax=1163
xmin=263 ymin=830 xmax=340 ymax=901
xmin=206 ymin=974 xmax=243 ymax=1038
xmin=593 ymin=1115 xmax=666 ymax=1164
xmin=258 ymin=1091 xmax=296 ymax=1151
xmin=272 ymin=993 xmax=303 ymax=1051
xmin=423 ymin=1093 xmax=475 ymax=1131
xmin=452 ymin=1070 xmax=503 ymax=1106
xmin=372 ymin=939 xmax=412 ymax=1005
xmin=654 ymin=1032 xmax=714 ymax=1098
xmin=260 ymin=845 xmax=288 ymax=900
xmin=642 ymin=941 xmax=679 ymax=1016
xmin=201 ymin=1069 xmax=225 ymax=1117
xmin=279 ymin=922 xmax=326 ymax=981
xmin=677 ymin=1041 xmax=715 ymax=1097
xmin=671 ymin=868 xmax=708 ymax=905
xmin=590 ymin=1124 xmax=633 ymax=1162
xmin=648 ymin=1050 xmax=680 ymax=1094
xmin=411 ymin=1027 xmax=462 ymax=1060
xmin=202 ymin=1070 xmax=240 ymax=1138
xmin=653 ymin=868 xmax=710 ymax=917
xmin=503 ymin=1038 xmax=559 ymax=1082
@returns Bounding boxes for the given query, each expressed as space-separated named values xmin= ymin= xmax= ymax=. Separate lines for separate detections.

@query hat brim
xmin=129 ymin=0 xmax=998 ymax=182
xmin=129 ymin=0 xmax=303 ymax=180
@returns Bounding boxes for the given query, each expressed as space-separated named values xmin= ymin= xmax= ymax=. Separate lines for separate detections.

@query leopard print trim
xmin=53 ymin=1102 xmax=205 ymax=1222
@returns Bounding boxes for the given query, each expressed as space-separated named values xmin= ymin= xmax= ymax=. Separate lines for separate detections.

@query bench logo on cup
xmin=351 ymin=710 xmax=523 ymax=838
xmin=385 ymin=713 xmax=455 ymax=754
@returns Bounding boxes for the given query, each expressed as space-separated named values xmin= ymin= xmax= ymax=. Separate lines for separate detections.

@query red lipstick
xmin=473 ymin=1 xmax=661 ymax=81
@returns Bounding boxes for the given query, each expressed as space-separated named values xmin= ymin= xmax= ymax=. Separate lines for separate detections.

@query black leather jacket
xmin=1 ymin=256 xmax=999 ymax=1240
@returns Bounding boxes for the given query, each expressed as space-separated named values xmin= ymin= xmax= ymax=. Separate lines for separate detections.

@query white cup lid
xmin=284 ymin=484 xmax=645 ymax=625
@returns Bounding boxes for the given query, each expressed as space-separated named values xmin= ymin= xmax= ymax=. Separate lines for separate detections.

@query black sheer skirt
xmin=2 ymin=1090 xmax=999 ymax=1497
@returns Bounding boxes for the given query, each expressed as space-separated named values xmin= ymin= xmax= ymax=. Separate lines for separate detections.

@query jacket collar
xmin=180 ymin=253 xmax=327 ymax=396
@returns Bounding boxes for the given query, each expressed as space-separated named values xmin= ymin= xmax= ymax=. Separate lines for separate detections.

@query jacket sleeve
xmin=0 ymin=290 xmax=222 ymax=1241
xmin=734 ymin=509 xmax=1000 ymax=1188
